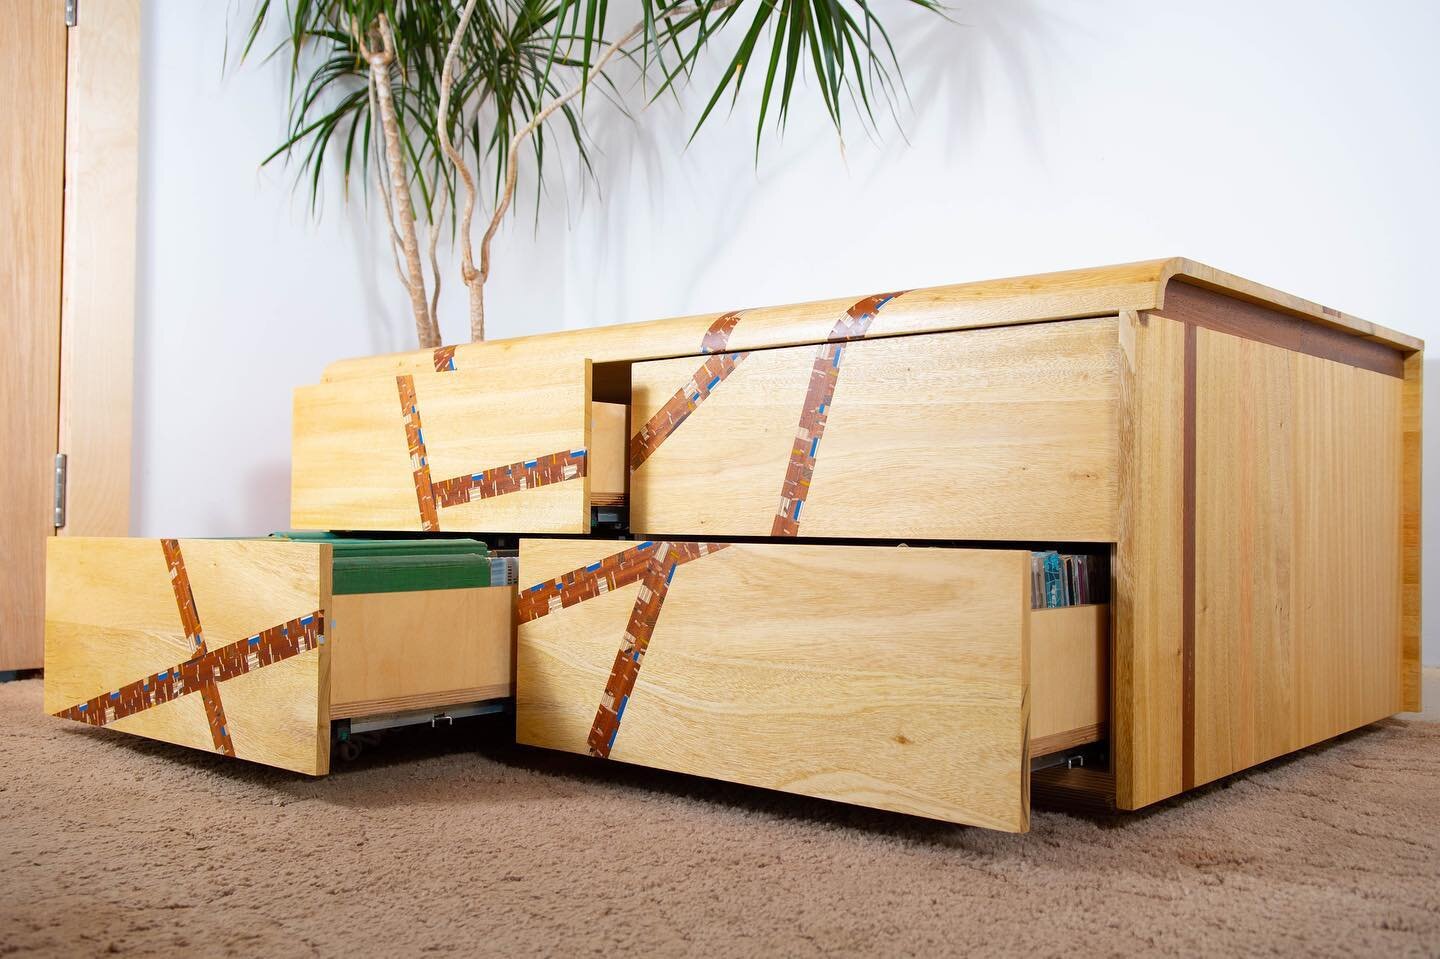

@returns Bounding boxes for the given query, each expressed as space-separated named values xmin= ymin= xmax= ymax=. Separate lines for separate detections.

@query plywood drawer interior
xmin=1031 ymin=603 xmax=1109 ymax=757
xmin=589 ymin=401 xmax=627 ymax=507
xmin=515 ymin=538 xmax=1111 ymax=831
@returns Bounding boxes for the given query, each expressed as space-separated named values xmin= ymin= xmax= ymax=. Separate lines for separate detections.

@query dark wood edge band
xmin=1158 ymin=280 xmax=1406 ymax=378
xmin=1181 ymin=322 xmax=1197 ymax=792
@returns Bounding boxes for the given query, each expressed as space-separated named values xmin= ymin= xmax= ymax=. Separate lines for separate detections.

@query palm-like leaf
xmin=240 ymin=0 xmax=939 ymax=222
xmin=238 ymin=0 xmax=600 ymax=224
xmin=557 ymin=0 xmax=942 ymax=150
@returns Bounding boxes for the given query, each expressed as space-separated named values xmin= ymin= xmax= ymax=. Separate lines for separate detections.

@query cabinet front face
xmin=516 ymin=539 xmax=1033 ymax=831
xmin=292 ymin=358 xmax=593 ymax=533
xmin=44 ymin=538 xmax=333 ymax=775
xmin=628 ymin=318 xmax=1121 ymax=541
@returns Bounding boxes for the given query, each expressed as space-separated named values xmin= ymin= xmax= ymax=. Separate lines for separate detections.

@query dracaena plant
xmin=240 ymin=0 xmax=940 ymax=347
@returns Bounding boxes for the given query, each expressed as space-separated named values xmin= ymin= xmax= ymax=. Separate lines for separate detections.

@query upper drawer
xmin=629 ymin=318 xmax=1120 ymax=540
xmin=292 ymin=359 xmax=594 ymax=533
xmin=515 ymin=539 xmax=1033 ymax=831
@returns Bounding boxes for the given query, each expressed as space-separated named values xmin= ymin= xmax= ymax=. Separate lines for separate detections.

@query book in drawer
xmin=44 ymin=537 xmax=513 ymax=775
xmin=629 ymin=317 xmax=1121 ymax=540
xmin=290 ymin=357 xmax=626 ymax=533
xmin=516 ymin=538 xmax=1110 ymax=832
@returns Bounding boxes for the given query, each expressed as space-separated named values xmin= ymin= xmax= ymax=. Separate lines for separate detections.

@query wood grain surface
xmin=44 ymin=538 xmax=332 ymax=775
xmin=1191 ymin=329 xmax=1404 ymax=786
xmin=320 ymin=258 xmax=1420 ymax=385
xmin=1401 ymin=351 xmax=1423 ymax=711
xmin=517 ymin=540 xmax=1032 ymax=831
xmin=630 ymin=318 xmax=1120 ymax=541
xmin=1031 ymin=604 xmax=1108 ymax=753
xmin=0 ymin=2 xmax=67 ymax=670
xmin=57 ymin=0 xmax=140 ymax=541
xmin=292 ymin=360 xmax=591 ymax=532
xmin=330 ymin=586 xmax=513 ymax=719
xmin=1113 ymin=311 xmax=1188 ymax=810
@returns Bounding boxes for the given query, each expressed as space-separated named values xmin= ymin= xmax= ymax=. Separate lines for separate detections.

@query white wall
xmin=134 ymin=0 xmax=1440 ymax=662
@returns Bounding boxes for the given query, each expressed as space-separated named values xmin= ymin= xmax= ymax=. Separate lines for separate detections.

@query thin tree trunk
xmin=438 ymin=0 xmax=485 ymax=340
xmin=471 ymin=1 xmax=737 ymax=342
xmin=367 ymin=14 xmax=440 ymax=349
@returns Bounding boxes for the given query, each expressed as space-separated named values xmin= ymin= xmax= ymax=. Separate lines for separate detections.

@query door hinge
xmin=64 ymin=0 xmax=77 ymax=28
xmin=53 ymin=453 xmax=67 ymax=529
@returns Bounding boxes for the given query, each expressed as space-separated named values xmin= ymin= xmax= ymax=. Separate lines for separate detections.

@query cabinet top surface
xmin=323 ymin=257 xmax=1421 ymax=382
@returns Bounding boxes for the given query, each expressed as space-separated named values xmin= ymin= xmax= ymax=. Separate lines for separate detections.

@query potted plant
xmin=239 ymin=0 xmax=939 ymax=346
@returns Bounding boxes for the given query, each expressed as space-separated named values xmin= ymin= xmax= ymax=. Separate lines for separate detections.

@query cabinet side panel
xmin=1401 ymin=352 xmax=1422 ymax=711
xmin=1114 ymin=312 xmax=1187 ymax=810
xmin=1192 ymin=330 xmax=1404 ymax=787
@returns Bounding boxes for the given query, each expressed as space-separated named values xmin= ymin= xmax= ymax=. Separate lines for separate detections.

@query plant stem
xmin=438 ymin=0 xmax=485 ymax=340
xmin=470 ymin=0 xmax=739 ymax=343
xmin=367 ymin=13 xmax=440 ymax=349
xmin=369 ymin=70 xmax=411 ymax=299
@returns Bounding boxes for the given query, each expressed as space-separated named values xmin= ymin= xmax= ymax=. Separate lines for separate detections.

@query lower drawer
xmin=515 ymin=539 xmax=1108 ymax=832
xmin=44 ymin=536 xmax=514 ymax=775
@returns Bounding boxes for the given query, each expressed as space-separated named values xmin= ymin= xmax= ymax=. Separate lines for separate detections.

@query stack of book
xmin=1030 ymin=551 xmax=1107 ymax=609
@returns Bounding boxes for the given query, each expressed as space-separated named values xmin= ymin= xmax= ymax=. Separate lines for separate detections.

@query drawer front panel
xmin=292 ymin=359 xmax=592 ymax=533
xmin=629 ymin=317 xmax=1120 ymax=540
xmin=516 ymin=539 xmax=1031 ymax=831
xmin=44 ymin=537 xmax=333 ymax=775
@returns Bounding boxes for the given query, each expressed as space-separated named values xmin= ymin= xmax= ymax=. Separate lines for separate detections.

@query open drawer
xmin=515 ymin=539 xmax=1109 ymax=832
xmin=291 ymin=357 xmax=626 ymax=533
xmin=44 ymin=536 xmax=514 ymax=775
xmin=629 ymin=317 xmax=1121 ymax=541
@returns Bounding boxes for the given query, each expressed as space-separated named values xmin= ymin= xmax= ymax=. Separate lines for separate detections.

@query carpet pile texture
xmin=1 ymin=678 xmax=1437 ymax=957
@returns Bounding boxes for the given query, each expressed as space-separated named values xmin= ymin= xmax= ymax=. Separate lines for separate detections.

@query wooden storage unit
xmin=44 ymin=537 xmax=513 ymax=775
xmin=516 ymin=538 xmax=1108 ymax=832
xmin=50 ymin=257 xmax=1414 ymax=832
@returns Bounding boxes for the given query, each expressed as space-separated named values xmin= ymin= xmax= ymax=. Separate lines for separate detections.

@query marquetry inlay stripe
xmin=630 ymin=312 xmax=748 ymax=470
xmin=395 ymin=373 xmax=585 ymax=531
xmin=55 ymin=592 xmax=324 ymax=749
xmin=772 ymin=292 xmax=905 ymax=536
xmin=431 ymin=449 xmax=588 ymax=509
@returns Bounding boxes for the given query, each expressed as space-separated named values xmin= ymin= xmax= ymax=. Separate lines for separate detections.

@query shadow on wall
xmin=223 ymin=459 xmax=292 ymax=535
xmin=550 ymin=0 xmax=1070 ymax=328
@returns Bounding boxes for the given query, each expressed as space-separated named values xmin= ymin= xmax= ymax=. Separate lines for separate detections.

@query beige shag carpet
xmin=1 ymin=678 xmax=1437 ymax=957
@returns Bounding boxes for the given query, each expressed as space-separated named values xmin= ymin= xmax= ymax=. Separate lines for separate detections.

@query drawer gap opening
xmin=590 ymin=361 xmax=630 ymax=514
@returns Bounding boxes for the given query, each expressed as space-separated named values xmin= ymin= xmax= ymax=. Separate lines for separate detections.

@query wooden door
xmin=58 ymin=0 xmax=141 ymax=540
xmin=0 ymin=1 xmax=139 ymax=671
xmin=0 ymin=3 xmax=68 ymax=671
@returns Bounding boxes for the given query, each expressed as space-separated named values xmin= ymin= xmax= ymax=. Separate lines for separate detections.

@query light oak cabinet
xmin=50 ymin=258 xmax=1422 ymax=833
